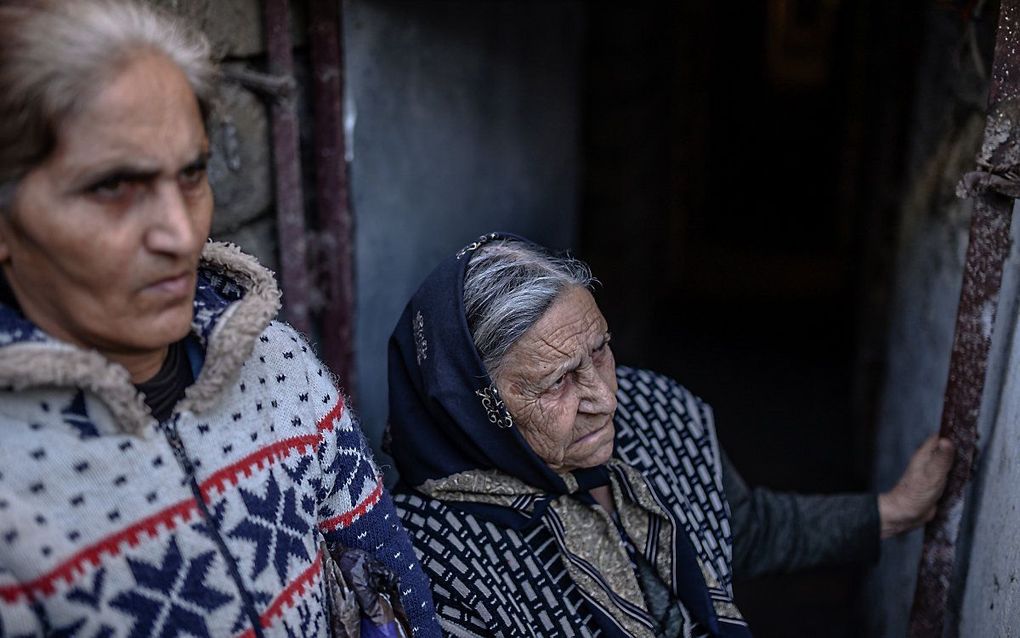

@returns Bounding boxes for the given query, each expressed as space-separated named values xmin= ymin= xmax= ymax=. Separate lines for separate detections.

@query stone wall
xmin=152 ymin=0 xmax=311 ymax=273
xmin=157 ymin=0 xmax=583 ymax=455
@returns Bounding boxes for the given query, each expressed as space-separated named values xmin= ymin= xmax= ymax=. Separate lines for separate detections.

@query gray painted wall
xmin=160 ymin=0 xmax=583 ymax=458
xmin=864 ymin=7 xmax=1020 ymax=636
xmin=343 ymin=0 xmax=583 ymax=453
xmin=865 ymin=111 xmax=979 ymax=635
xmin=956 ymin=206 xmax=1020 ymax=637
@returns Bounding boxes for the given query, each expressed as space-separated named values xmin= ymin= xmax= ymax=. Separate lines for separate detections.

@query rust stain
xmin=264 ymin=0 xmax=312 ymax=335
xmin=308 ymin=0 xmax=357 ymax=396
xmin=908 ymin=1 xmax=1020 ymax=635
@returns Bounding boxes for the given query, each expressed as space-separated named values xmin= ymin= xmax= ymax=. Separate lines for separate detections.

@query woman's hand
xmin=878 ymin=434 xmax=955 ymax=538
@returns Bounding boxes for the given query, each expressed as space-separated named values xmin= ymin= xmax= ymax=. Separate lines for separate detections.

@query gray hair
xmin=0 ymin=0 xmax=217 ymax=212
xmin=464 ymin=239 xmax=596 ymax=378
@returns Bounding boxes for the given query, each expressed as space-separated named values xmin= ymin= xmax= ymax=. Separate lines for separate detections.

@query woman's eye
xmin=593 ymin=333 xmax=612 ymax=356
xmin=548 ymin=374 xmax=567 ymax=391
xmin=87 ymin=176 xmax=130 ymax=199
xmin=179 ymin=162 xmax=207 ymax=188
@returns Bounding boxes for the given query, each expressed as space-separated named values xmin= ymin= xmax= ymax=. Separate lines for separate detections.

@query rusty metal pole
xmin=264 ymin=0 xmax=312 ymax=335
xmin=908 ymin=2 xmax=1020 ymax=635
xmin=308 ymin=0 xmax=357 ymax=396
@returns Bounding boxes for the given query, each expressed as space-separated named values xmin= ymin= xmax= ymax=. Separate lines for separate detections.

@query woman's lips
xmin=145 ymin=272 xmax=192 ymax=298
xmin=572 ymin=421 xmax=612 ymax=447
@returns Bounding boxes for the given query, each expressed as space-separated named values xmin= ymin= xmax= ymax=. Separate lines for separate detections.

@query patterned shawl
xmin=387 ymin=234 xmax=751 ymax=637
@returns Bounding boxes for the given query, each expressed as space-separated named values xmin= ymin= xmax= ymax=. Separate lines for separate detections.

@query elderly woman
xmin=387 ymin=233 xmax=952 ymax=637
xmin=0 ymin=2 xmax=438 ymax=636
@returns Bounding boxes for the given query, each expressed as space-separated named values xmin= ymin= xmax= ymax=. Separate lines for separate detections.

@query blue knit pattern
xmin=0 ymin=309 xmax=46 ymax=349
xmin=0 ymin=265 xmax=440 ymax=637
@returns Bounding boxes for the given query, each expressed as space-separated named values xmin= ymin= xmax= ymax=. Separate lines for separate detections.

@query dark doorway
xmin=579 ymin=2 xmax=924 ymax=635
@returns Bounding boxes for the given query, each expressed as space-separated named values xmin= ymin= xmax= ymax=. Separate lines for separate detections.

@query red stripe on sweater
xmin=0 ymin=401 xmax=346 ymax=604
xmin=260 ymin=550 xmax=323 ymax=629
xmin=199 ymin=434 xmax=318 ymax=500
xmin=318 ymin=478 xmax=384 ymax=532
xmin=317 ymin=399 xmax=345 ymax=433
xmin=199 ymin=399 xmax=344 ymax=500
xmin=230 ymin=552 xmax=323 ymax=637
xmin=0 ymin=499 xmax=199 ymax=603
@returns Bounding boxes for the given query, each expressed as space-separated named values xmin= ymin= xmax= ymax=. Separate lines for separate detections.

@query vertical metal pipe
xmin=308 ymin=0 xmax=356 ymax=396
xmin=264 ymin=0 xmax=312 ymax=335
xmin=908 ymin=1 xmax=1020 ymax=635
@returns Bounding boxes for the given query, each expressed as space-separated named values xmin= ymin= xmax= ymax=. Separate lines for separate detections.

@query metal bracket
xmin=222 ymin=64 xmax=296 ymax=100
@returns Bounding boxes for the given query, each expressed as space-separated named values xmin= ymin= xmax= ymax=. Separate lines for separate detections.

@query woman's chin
xmin=105 ymin=305 xmax=194 ymax=353
xmin=566 ymin=433 xmax=615 ymax=471
xmin=589 ymin=439 xmax=615 ymax=466
xmin=144 ymin=311 xmax=193 ymax=347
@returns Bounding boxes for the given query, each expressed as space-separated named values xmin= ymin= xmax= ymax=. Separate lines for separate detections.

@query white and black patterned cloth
xmin=395 ymin=367 xmax=751 ymax=638
xmin=387 ymin=234 xmax=751 ymax=638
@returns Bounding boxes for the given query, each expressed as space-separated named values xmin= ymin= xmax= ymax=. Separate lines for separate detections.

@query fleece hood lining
xmin=0 ymin=241 xmax=282 ymax=435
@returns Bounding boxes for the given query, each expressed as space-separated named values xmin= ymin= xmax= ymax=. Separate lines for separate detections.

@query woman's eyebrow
xmin=66 ymin=165 xmax=160 ymax=195
xmin=65 ymin=158 xmax=158 ymax=187
xmin=69 ymin=150 xmax=211 ymax=193
xmin=585 ymin=331 xmax=611 ymax=352
xmin=181 ymin=150 xmax=211 ymax=169
xmin=542 ymin=356 xmax=582 ymax=384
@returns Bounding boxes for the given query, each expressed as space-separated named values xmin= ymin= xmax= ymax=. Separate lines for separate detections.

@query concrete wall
xmin=343 ymin=0 xmax=583 ymax=450
xmin=159 ymin=0 xmax=583 ymax=454
xmin=955 ymin=209 xmax=1020 ymax=636
xmin=865 ymin=6 xmax=1020 ymax=636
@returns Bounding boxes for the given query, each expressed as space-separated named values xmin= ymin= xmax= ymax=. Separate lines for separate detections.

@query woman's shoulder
xmin=246 ymin=321 xmax=332 ymax=382
xmin=393 ymin=490 xmax=526 ymax=555
xmin=392 ymin=489 xmax=458 ymax=531
xmin=615 ymin=365 xmax=707 ymax=404
xmin=393 ymin=490 xmax=561 ymax=635
xmin=393 ymin=491 xmax=505 ymax=589
xmin=253 ymin=319 xmax=308 ymax=349
xmin=614 ymin=365 xmax=715 ymax=439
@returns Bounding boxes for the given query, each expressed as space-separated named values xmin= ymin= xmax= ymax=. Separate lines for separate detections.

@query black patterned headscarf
xmin=386 ymin=233 xmax=609 ymax=494
xmin=387 ymin=234 xmax=752 ymax=638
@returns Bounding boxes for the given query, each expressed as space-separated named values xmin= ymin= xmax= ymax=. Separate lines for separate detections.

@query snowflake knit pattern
xmin=0 ymin=242 xmax=440 ymax=637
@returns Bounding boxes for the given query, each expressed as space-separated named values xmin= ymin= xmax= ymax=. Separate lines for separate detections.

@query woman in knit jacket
xmin=0 ymin=2 xmax=439 ymax=636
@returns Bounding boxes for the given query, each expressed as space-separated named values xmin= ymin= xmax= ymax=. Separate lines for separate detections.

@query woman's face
xmin=494 ymin=287 xmax=618 ymax=473
xmin=0 ymin=53 xmax=212 ymax=370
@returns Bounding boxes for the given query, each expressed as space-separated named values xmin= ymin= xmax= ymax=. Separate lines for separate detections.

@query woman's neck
xmin=109 ymin=347 xmax=171 ymax=384
xmin=590 ymin=485 xmax=615 ymax=514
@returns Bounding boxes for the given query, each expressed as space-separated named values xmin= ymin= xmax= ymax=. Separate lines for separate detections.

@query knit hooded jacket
xmin=0 ymin=242 xmax=440 ymax=637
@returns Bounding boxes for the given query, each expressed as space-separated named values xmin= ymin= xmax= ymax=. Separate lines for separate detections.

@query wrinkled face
xmin=0 ymin=53 xmax=212 ymax=363
xmin=494 ymin=287 xmax=618 ymax=473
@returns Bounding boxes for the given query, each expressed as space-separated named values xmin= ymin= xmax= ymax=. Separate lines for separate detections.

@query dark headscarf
xmin=387 ymin=234 xmax=752 ymax=638
xmin=386 ymin=232 xmax=609 ymax=494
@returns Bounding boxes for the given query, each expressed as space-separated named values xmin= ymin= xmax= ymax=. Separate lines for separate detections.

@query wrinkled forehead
xmin=48 ymin=53 xmax=207 ymax=174
xmin=510 ymin=287 xmax=608 ymax=371
xmin=535 ymin=288 xmax=606 ymax=345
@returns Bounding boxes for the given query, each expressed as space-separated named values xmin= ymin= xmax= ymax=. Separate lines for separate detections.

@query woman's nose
xmin=145 ymin=181 xmax=196 ymax=255
xmin=578 ymin=366 xmax=617 ymax=414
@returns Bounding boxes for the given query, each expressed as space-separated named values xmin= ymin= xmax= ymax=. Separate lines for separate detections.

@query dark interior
xmin=578 ymin=2 xmax=927 ymax=634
